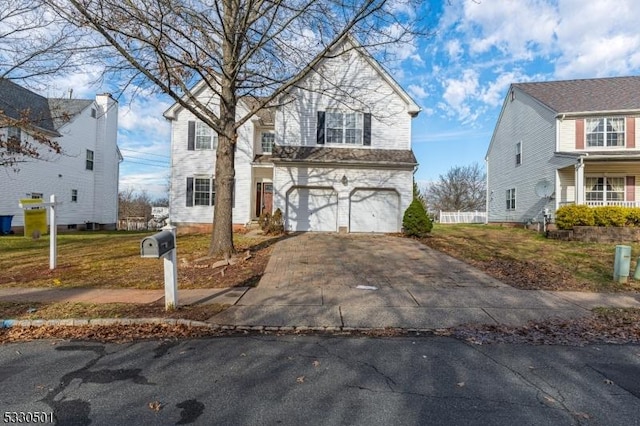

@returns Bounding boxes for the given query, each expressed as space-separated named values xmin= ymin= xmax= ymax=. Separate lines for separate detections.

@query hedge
xmin=555 ymin=205 xmax=640 ymax=230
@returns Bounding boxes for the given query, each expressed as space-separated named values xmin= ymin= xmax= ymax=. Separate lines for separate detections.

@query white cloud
xmin=118 ymin=95 xmax=172 ymax=141
xmin=440 ymin=69 xmax=480 ymax=122
xmin=119 ymin=168 xmax=170 ymax=200
xmin=445 ymin=39 xmax=463 ymax=61
xmin=408 ymin=84 xmax=428 ymax=99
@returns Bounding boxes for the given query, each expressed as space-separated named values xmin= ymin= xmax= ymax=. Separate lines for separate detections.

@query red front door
xmin=256 ymin=182 xmax=274 ymax=217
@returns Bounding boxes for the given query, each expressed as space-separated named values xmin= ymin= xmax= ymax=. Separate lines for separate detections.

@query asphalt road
xmin=1 ymin=336 xmax=639 ymax=425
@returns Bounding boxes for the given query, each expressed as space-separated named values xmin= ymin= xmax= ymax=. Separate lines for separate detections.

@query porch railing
xmin=584 ymin=201 xmax=640 ymax=208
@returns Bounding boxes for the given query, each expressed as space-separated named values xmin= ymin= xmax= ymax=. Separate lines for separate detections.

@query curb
xmin=0 ymin=318 xmax=440 ymax=334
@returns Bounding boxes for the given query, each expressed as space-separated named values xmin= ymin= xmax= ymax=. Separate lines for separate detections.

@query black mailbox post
xmin=140 ymin=230 xmax=175 ymax=258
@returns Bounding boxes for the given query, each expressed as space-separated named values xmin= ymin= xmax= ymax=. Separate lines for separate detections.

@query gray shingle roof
xmin=0 ymin=78 xmax=57 ymax=133
xmin=47 ymin=98 xmax=93 ymax=130
xmin=514 ymin=76 xmax=640 ymax=113
xmin=271 ymin=145 xmax=417 ymax=166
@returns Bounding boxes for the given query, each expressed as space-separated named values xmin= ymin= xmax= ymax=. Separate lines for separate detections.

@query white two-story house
xmin=164 ymin=36 xmax=421 ymax=233
xmin=0 ymin=78 xmax=122 ymax=231
xmin=486 ymin=76 xmax=640 ymax=224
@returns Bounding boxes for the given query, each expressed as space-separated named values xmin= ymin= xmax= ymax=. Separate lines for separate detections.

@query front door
xmin=256 ymin=182 xmax=274 ymax=217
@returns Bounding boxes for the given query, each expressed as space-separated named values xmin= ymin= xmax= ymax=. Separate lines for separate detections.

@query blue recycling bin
xmin=0 ymin=215 xmax=14 ymax=235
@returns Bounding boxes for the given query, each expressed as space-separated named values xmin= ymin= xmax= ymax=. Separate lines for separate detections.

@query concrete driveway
xmin=211 ymin=233 xmax=628 ymax=329
xmin=258 ymin=233 xmax=507 ymax=289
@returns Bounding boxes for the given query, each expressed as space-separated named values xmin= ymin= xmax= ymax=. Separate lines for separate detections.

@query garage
xmin=286 ymin=187 xmax=338 ymax=232
xmin=349 ymin=189 xmax=400 ymax=233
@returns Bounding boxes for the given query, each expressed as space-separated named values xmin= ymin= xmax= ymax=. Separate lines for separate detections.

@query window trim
xmin=585 ymin=117 xmax=625 ymax=148
xmin=195 ymin=121 xmax=218 ymax=150
xmin=585 ymin=175 xmax=626 ymax=203
xmin=325 ymin=109 xmax=364 ymax=145
xmin=7 ymin=127 xmax=22 ymax=152
xmin=506 ymin=188 xmax=516 ymax=210
xmin=86 ymin=149 xmax=94 ymax=171
xmin=261 ymin=131 xmax=275 ymax=154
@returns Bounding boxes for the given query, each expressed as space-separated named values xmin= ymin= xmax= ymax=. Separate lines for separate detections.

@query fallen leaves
xmin=296 ymin=376 xmax=305 ymax=384
xmin=148 ymin=401 xmax=163 ymax=411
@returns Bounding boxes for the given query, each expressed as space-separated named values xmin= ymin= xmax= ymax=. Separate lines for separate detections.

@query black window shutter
xmin=363 ymin=113 xmax=371 ymax=146
xmin=187 ymin=121 xmax=195 ymax=150
xmin=211 ymin=178 xmax=215 ymax=206
xmin=186 ymin=177 xmax=194 ymax=207
xmin=316 ymin=111 xmax=325 ymax=145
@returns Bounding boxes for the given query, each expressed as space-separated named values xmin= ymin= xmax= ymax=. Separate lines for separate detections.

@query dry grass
xmin=421 ymin=224 xmax=640 ymax=292
xmin=0 ymin=231 xmax=279 ymax=289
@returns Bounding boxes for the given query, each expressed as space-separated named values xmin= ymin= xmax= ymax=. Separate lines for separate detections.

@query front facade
xmin=486 ymin=76 xmax=640 ymax=224
xmin=165 ymin=37 xmax=420 ymax=233
xmin=0 ymin=79 xmax=121 ymax=231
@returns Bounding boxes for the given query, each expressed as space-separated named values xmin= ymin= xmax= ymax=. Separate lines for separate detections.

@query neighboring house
xmin=0 ymin=78 xmax=122 ymax=231
xmin=486 ymin=76 xmax=640 ymax=224
xmin=164 ymin=36 xmax=421 ymax=233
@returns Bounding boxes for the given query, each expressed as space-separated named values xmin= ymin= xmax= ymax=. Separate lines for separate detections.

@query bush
xmin=625 ymin=208 xmax=640 ymax=227
xmin=258 ymin=208 xmax=284 ymax=235
xmin=555 ymin=204 xmax=594 ymax=230
xmin=403 ymin=198 xmax=432 ymax=237
xmin=593 ymin=206 xmax=627 ymax=227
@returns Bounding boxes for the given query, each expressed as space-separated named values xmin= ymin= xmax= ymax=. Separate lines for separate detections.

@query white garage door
xmin=350 ymin=189 xmax=400 ymax=233
xmin=287 ymin=187 xmax=338 ymax=232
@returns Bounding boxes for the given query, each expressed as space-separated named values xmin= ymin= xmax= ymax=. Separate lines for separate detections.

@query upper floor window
xmin=515 ymin=141 xmax=522 ymax=165
xmin=91 ymin=108 xmax=97 ymax=118
xmin=506 ymin=188 xmax=516 ymax=210
xmin=196 ymin=121 xmax=218 ymax=150
xmin=6 ymin=127 xmax=22 ymax=152
xmin=261 ymin=131 xmax=275 ymax=153
xmin=586 ymin=117 xmax=625 ymax=148
xmin=326 ymin=110 xmax=363 ymax=145
xmin=71 ymin=189 xmax=78 ymax=202
xmin=86 ymin=149 xmax=94 ymax=170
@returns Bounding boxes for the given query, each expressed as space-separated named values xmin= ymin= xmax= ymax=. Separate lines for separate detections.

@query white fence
xmin=438 ymin=211 xmax=487 ymax=224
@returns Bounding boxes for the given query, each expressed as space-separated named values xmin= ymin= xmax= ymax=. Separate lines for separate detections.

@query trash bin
xmin=0 ymin=215 xmax=14 ymax=235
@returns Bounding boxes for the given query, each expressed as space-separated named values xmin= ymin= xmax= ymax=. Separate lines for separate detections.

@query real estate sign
xmin=20 ymin=199 xmax=47 ymax=237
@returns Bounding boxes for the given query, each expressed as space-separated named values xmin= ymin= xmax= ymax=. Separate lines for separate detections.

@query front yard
xmin=0 ymin=231 xmax=279 ymax=289
xmin=422 ymin=224 xmax=640 ymax=292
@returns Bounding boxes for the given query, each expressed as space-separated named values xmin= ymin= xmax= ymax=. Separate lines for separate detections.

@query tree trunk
xmin=209 ymin=1 xmax=238 ymax=258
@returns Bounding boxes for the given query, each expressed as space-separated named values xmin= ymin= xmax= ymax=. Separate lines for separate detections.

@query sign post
xmin=49 ymin=194 xmax=57 ymax=269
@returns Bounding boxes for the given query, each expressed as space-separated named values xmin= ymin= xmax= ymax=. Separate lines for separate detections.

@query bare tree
xmin=43 ymin=0 xmax=425 ymax=257
xmin=426 ymin=163 xmax=486 ymax=212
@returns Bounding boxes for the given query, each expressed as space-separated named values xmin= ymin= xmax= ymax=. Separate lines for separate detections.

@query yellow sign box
xmin=20 ymin=199 xmax=47 ymax=237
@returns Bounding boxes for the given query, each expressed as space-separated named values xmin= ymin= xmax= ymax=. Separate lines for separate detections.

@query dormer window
xmin=586 ymin=117 xmax=625 ymax=147
xmin=261 ymin=131 xmax=275 ymax=153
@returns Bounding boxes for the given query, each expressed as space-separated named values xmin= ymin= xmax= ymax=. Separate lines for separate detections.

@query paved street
xmin=2 ymin=336 xmax=639 ymax=425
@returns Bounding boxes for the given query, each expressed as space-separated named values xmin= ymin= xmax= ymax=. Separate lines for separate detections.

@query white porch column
xmin=575 ymin=160 xmax=585 ymax=204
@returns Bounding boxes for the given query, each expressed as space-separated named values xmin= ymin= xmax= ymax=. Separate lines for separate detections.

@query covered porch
xmin=557 ymin=154 xmax=640 ymax=208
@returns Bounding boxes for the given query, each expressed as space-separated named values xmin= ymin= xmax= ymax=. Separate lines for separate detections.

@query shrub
xmin=624 ymin=207 xmax=640 ymax=227
xmin=555 ymin=204 xmax=594 ymax=230
xmin=592 ymin=206 xmax=627 ymax=227
xmin=403 ymin=198 xmax=432 ymax=237
xmin=267 ymin=208 xmax=284 ymax=235
xmin=258 ymin=209 xmax=284 ymax=235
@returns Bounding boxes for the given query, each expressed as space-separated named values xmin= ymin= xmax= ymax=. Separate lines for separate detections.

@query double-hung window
xmin=86 ymin=149 xmax=94 ymax=170
xmin=515 ymin=142 xmax=522 ymax=165
xmin=194 ymin=177 xmax=214 ymax=206
xmin=195 ymin=122 xmax=218 ymax=150
xmin=586 ymin=117 xmax=625 ymax=148
xmin=261 ymin=132 xmax=275 ymax=153
xmin=7 ymin=127 xmax=21 ymax=152
xmin=326 ymin=110 xmax=363 ymax=145
xmin=586 ymin=177 xmax=625 ymax=203
xmin=506 ymin=188 xmax=516 ymax=210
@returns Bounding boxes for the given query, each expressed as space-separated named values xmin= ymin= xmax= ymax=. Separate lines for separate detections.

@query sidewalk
xmin=1 ymin=285 xmax=639 ymax=331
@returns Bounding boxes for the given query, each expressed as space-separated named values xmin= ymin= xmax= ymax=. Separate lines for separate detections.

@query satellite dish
xmin=535 ymin=180 xmax=554 ymax=198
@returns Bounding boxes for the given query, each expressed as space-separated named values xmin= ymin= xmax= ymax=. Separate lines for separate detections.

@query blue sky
xmin=46 ymin=0 xmax=640 ymax=200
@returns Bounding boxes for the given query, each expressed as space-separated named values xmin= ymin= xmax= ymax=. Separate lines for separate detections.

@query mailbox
xmin=140 ymin=230 xmax=175 ymax=258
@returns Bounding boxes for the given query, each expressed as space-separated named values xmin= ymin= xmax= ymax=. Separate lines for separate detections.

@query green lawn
xmin=421 ymin=224 xmax=640 ymax=292
xmin=0 ymin=231 xmax=274 ymax=289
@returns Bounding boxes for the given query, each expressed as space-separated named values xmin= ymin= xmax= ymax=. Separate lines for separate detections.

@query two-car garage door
xmin=286 ymin=187 xmax=400 ymax=233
